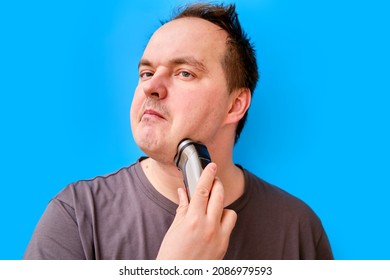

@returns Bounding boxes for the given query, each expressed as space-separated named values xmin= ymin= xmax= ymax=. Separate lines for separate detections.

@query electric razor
xmin=174 ymin=139 xmax=211 ymax=200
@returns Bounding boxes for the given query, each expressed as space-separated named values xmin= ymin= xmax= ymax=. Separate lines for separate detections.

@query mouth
xmin=142 ymin=109 xmax=165 ymax=120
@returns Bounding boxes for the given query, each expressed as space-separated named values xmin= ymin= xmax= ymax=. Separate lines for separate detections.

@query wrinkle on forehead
xmin=155 ymin=17 xmax=228 ymax=42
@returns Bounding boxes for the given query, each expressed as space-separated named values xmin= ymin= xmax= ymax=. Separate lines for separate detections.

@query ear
xmin=225 ymin=88 xmax=251 ymax=125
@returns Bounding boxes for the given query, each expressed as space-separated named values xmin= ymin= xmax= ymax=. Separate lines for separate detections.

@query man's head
xmin=172 ymin=3 xmax=259 ymax=142
xmin=130 ymin=3 xmax=258 ymax=163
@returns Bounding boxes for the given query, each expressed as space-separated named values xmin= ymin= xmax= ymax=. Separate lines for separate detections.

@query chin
xmin=137 ymin=138 xmax=177 ymax=165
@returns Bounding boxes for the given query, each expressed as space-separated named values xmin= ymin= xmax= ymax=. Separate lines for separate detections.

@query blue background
xmin=1 ymin=0 xmax=389 ymax=259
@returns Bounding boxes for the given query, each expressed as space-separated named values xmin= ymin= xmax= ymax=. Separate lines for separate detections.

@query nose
xmin=142 ymin=73 xmax=168 ymax=99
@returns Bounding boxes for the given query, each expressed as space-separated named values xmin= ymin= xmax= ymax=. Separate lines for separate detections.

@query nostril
xmin=151 ymin=92 xmax=159 ymax=98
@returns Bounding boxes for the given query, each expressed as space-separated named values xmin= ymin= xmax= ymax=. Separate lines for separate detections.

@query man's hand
xmin=156 ymin=163 xmax=237 ymax=259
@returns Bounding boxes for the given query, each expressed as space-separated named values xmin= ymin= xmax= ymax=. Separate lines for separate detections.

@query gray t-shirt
xmin=24 ymin=158 xmax=333 ymax=259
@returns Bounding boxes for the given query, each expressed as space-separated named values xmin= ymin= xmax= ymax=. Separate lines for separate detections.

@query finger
xmin=175 ymin=187 xmax=189 ymax=217
xmin=206 ymin=177 xmax=225 ymax=223
xmin=220 ymin=209 xmax=237 ymax=235
xmin=187 ymin=162 xmax=217 ymax=216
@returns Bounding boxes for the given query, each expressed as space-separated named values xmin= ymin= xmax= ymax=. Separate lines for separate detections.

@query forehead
xmin=142 ymin=17 xmax=228 ymax=64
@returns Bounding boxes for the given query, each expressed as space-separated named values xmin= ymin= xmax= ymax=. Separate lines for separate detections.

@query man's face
xmin=130 ymin=17 xmax=231 ymax=163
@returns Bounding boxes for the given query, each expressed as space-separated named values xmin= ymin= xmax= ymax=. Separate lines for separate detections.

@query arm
xmin=157 ymin=163 xmax=237 ymax=259
xmin=23 ymin=198 xmax=86 ymax=260
xmin=315 ymin=229 xmax=334 ymax=260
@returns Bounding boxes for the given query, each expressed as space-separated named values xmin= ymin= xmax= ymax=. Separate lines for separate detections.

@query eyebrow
xmin=138 ymin=56 xmax=208 ymax=73
xmin=138 ymin=59 xmax=152 ymax=69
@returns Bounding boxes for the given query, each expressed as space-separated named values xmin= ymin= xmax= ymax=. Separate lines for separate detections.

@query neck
xmin=141 ymin=158 xmax=183 ymax=203
xmin=208 ymin=141 xmax=245 ymax=206
xmin=140 ymin=145 xmax=245 ymax=206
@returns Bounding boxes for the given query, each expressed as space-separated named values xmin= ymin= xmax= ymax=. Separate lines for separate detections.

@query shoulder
xmin=244 ymin=170 xmax=310 ymax=207
xmin=232 ymin=168 xmax=333 ymax=259
xmin=242 ymin=169 xmax=323 ymax=225
xmin=54 ymin=160 xmax=143 ymax=207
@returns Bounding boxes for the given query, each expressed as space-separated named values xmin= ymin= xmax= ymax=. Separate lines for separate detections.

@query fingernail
xmin=209 ymin=162 xmax=217 ymax=172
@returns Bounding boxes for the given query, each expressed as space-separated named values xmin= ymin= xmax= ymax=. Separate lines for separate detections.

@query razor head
xmin=174 ymin=139 xmax=211 ymax=199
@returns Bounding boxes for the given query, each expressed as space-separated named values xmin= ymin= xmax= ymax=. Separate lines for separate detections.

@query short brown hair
xmin=170 ymin=3 xmax=259 ymax=143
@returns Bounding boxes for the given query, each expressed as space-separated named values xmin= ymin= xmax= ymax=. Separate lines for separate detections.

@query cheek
xmin=174 ymin=103 xmax=221 ymax=138
xmin=199 ymin=97 xmax=229 ymax=130
xmin=129 ymin=99 xmax=138 ymax=120
xmin=130 ymin=88 xmax=144 ymax=121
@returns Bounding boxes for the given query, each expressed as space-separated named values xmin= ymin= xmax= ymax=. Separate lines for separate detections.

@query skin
xmin=130 ymin=17 xmax=251 ymax=259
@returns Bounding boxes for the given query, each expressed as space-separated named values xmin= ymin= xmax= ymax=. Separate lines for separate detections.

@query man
xmin=24 ymin=3 xmax=333 ymax=259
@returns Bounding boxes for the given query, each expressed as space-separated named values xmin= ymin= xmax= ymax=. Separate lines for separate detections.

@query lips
xmin=142 ymin=109 xmax=165 ymax=119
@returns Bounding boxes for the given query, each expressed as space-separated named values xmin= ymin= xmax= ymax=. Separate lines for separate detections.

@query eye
xmin=179 ymin=71 xmax=192 ymax=78
xmin=176 ymin=70 xmax=195 ymax=79
xmin=140 ymin=71 xmax=154 ymax=80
